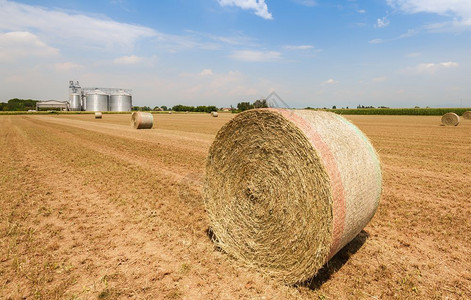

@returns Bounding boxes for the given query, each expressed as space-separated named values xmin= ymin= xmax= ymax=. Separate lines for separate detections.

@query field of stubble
xmin=0 ymin=113 xmax=470 ymax=299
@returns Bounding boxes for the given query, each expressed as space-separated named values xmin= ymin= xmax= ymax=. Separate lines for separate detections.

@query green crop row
xmin=308 ymin=107 xmax=471 ymax=116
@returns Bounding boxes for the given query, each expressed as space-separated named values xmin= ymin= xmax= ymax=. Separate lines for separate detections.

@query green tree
xmin=237 ymin=102 xmax=253 ymax=112
xmin=0 ymin=98 xmax=39 ymax=111
xmin=253 ymin=99 xmax=268 ymax=108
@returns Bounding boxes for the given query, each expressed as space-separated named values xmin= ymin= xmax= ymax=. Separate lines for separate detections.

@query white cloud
xmin=291 ymin=0 xmax=317 ymax=7
xmin=185 ymin=30 xmax=255 ymax=46
xmin=113 ymin=55 xmax=144 ymax=64
xmin=369 ymin=29 xmax=418 ymax=44
xmin=320 ymin=78 xmax=338 ymax=86
xmin=387 ymin=0 xmax=471 ymax=25
xmin=369 ymin=38 xmax=384 ymax=44
xmin=357 ymin=9 xmax=366 ymax=14
xmin=376 ymin=16 xmax=390 ymax=28
xmin=407 ymin=61 xmax=459 ymax=74
xmin=217 ymin=0 xmax=273 ymax=20
xmin=199 ymin=69 xmax=214 ymax=76
xmin=283 ymin=45 xmax=314 ymax=50
xmin=0 ymin=0 xmax=157 ymax=52
xmin=230 ymin=50 xmax=281 ymax=62
xmin=440 ymin=62 xmax=459 ymax=68
xmin=0 ymin=31 xmax=59 ymax=62
xmin=54 ymin=62 xmax=83 ymax=71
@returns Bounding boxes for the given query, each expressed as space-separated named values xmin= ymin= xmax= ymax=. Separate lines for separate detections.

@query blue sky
xmin=0 ymin=0 xmax=470 ymax=108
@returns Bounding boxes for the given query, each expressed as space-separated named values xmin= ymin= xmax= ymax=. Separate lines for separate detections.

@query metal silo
xmin=109 ymin=90 xmax=132 ymax=112
xmin=84 ymin=90 xmax=109 ymax=111
xmin=69 ymin=93 xmax=82 ymax=111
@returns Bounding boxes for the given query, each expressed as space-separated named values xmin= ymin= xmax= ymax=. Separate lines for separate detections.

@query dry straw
xmin=204 ymin=109 xmax=382 ymax=284
xmin=212 ymin=111 xmax=219 ymax=117
xmin=463 ymin=111 xmax=471 ymax=120
xmin=441 ymin=112 xmax=460 ymax=126
xmin=95 ymin=112 xmax=102 ymax=119
xmin=131 ymin=112 xmax=154 ymax=129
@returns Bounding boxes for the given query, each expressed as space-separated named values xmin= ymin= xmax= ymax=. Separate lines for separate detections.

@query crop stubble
xmin=0 ymin=113 xmax=470 ymax=299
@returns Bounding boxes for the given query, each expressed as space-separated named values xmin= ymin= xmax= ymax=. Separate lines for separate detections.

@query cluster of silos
xmin=68 ymin=82 xmax=133 ymax=112
xmin=83 ymin=90 xmax=132 ymax=112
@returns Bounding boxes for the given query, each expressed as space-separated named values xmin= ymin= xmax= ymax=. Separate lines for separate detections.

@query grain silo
xmin=69 ymin=93 xmax=82 ymax=111
xmin=110 ymin=90 xmax=132 ymax=112
xmin=84 ymin=90 xmax=109 ymax=112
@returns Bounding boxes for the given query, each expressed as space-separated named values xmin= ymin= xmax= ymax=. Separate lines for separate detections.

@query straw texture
xmin=212 ymin=111 xmax=219 ymax=117
xmin=463 ymin=111 xmax=471 ymax=120
xmin=441 ymin=113 xmax=460 ymax=126
xmin=95 ymin=112 xmax=102 ymax=119
xmin=204 ymin=109 xmax=382 ymax=284
xmin=131 ymin=112 xmax=154 ymax=129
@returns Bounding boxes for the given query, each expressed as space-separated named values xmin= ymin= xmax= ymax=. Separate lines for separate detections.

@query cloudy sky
xmin=0 ymin=0 xmax=470 ymax=108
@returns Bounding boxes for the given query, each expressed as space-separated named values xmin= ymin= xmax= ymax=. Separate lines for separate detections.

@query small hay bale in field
xmin=204 ymin=109 xmax=382 ymax=284
xmin=441 ymin=112 xmax=460 ymax=126
xmin=211 ymin=111 xmax=219 ymax=117
xmin=131 ymin=112 xmax=153 ymax=129
xmin=95 ymin=112 xmax=102 ymax=119
xmin=463 ymin=111 xmax=471 ymax=120
xmin=168 ymin=111 xmax=173 ymax=114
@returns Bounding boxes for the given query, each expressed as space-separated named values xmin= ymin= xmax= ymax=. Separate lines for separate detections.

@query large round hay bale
xmin=131 ymin=112 xmax=153 ymax=129
xmin=211 ymin=111 xmax=219 ymax=117
xmin=462 ymin=111 xmax=471 ymax=120
xmin=95 ymin=112 xmax=102 ymax=119
xmin=204 ymin=109 xmax=382 ymax=284
xmin=441 ymin=113 xmax=460 ymax=126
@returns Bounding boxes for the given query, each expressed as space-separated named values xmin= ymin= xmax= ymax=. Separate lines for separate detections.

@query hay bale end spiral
xmin=462 ymin=111 xmax=471 ymax=120
xmin=204 ymin=109 xmax=382 ymax=284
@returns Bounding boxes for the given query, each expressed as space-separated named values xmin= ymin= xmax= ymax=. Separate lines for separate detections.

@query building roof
xmin=37 ymin=100 xmax=68 ymax=105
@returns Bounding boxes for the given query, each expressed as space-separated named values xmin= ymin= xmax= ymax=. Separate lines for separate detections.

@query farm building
xmin=36 ymin=100 xmax=69 ymax=111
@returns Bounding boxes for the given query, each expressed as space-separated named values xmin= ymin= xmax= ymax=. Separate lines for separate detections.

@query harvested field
xmin=1 ymin=113 xmax=470 ymax=299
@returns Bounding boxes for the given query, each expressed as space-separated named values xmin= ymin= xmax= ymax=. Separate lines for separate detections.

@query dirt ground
xmin=0 ymin=113 xmax=470 ymax=299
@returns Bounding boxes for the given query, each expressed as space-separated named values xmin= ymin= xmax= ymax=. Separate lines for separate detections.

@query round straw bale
xmin=462 ymin=111 xmax=471 ymax=120
xmin=211 ymin=111 xmax=219 ymax=117
xmin=131 ymin=112 xmax=153 ymax=129
xmin=204 ymin=109 xmax=382 ymax=284
xmin=95 ymin=112 xmax=102 ymax=119
xmin=441 ymin=112 xmax=460 ymax=126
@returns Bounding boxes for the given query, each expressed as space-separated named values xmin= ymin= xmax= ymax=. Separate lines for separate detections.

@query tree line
xmin=0 ymin=99 xmax=38 ymax=111
xmin=3 ymin=97 xmax=266 ymax=113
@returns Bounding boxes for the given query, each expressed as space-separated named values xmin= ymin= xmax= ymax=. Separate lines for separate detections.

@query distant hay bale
xmin=168 ymin=111 xmax=173 ymax=114
xmin=463 ymin=111 xmax=471 ymax=120
xmin=131 ymin=112 xmax=153 ymax=129
xmin=441 ymin=113 xmax=460 ymax=126
xmin=211 ymin=111 xmax=219 ymax=117
xmin=204 ymin=109 xmax=382 ymax=284
xmin=95 ymin=112 xmax=102 ymax=119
